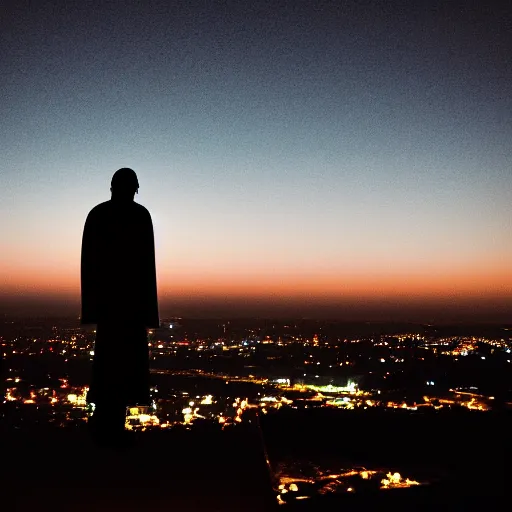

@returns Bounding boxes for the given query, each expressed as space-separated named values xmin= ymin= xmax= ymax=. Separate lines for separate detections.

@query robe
xmin=81 ymin=199 xmax=159 ymax=406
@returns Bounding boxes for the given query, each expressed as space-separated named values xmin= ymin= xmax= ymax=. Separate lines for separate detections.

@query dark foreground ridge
xmin=2 ymin=409 xmax=506 ymax=511
xmin=3 ymin=425 xmax=275 ymax=512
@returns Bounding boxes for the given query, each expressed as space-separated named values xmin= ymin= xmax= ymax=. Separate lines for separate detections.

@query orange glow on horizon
xmin=1 ymin=259 xmax=511 ymax=302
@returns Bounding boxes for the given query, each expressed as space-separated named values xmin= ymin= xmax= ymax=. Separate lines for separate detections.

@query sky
xmin=1 ymin=0 xmax=511 ymax=321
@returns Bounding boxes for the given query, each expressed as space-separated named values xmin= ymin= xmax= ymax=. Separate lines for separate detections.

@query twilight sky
xmin=1 ymin=0 xmax=511 ymax=321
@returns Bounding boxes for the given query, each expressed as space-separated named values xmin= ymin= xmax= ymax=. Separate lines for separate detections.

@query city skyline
xmin=1 ymin=1 xmax=511 ymax=321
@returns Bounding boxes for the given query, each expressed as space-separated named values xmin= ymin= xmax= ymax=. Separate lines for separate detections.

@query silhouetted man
xmin=81 ymin=168 xmax=159 ymax=444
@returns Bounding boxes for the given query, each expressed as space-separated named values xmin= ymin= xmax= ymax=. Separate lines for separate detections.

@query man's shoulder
xmin=131 ymin=202 xmax=153 ymax=223
xmin=132 ymin=202 xmax=151 ymax=216
xmin=86 ymin=201 xmax=111 ymax=220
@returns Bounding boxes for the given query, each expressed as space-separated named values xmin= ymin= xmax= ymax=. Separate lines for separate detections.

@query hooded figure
xmin=81 ymin=168 xmax=158 ymax=439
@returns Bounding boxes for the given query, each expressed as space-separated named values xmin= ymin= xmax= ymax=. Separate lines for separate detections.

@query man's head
xmin=111 ymin=168 xmax=139 ymax=200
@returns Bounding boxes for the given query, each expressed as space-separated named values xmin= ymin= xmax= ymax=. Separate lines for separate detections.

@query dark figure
xmin=81 ymin=168 xmax=159 ymax=444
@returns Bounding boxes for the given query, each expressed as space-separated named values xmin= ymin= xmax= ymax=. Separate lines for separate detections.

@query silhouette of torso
xmin=81 ymin=199 xmax=159 ymax=327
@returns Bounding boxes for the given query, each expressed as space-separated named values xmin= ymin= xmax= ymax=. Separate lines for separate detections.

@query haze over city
xmin=1 ymin=0 xmax=511 ymax=321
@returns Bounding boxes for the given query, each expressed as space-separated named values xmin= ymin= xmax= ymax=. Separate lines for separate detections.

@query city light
xmin=1 ymin=319 xmax=509 ymax=432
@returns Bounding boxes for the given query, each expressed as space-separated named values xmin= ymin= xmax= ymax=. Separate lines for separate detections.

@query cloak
xmin=81 ymin=199 xmax=159 ymax=406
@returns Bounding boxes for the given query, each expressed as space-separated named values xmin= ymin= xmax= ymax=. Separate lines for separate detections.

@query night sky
xmin=1 ymin=0 xmax=511 ymax=321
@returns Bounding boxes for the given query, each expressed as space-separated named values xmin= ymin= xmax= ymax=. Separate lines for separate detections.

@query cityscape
xmin=3 ymin=318 xmax=511 ymax=428
xmin=2 ymin=315 xmax=509 ymax=504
